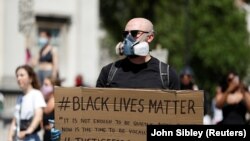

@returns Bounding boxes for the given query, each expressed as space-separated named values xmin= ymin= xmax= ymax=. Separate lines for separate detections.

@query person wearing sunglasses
xmin=50 ymin=17 xmax=180 ymax=141
xmin=215 ymin=71 xmax=250 ymax=125
xmin=96 ymin=17 xmax=180 ymax=89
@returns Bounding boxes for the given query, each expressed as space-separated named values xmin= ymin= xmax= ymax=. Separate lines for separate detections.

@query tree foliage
xmin=100 ymin=0 xmax=250 ymax=95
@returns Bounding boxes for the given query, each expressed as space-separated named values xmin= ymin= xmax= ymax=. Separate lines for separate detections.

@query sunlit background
xmin=1 ymin=0 xmax=250 ymax=140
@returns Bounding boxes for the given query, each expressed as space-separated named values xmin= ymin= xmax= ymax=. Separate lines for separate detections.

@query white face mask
xmin=133 ymin=41 xmax=149 ymax=56
xmin=38 ymin=37 xmax=48 ymax=47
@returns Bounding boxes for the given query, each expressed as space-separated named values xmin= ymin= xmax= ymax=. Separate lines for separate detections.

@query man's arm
xmin=96 ymin=64 xmax=111 ymax=87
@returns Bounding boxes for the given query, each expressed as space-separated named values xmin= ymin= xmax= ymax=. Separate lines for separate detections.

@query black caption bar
xmin=147 ymin=125 xmax=250 ymax=141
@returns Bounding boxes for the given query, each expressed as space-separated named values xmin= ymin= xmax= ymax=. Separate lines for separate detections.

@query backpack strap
xmin=107 ymin=60 xmax=169 ymax=88
xmin=159 ymin=61 xmax=169 ymax=89
xmin=106 ymin=61 xmax=119 ymax=86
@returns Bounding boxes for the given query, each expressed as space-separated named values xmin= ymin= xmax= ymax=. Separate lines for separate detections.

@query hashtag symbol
xmin=58 ymin=97 xmax=71 ymax=111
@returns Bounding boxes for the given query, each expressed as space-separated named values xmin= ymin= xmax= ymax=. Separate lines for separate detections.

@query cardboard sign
xmin=54 ymin=87 xmax=204 ymax=141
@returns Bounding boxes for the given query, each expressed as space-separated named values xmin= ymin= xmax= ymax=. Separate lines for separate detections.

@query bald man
xmin=96 ymin=18 xmax=180 ymax=89
xmin=50 ymin=18 xmax=180 ymax=141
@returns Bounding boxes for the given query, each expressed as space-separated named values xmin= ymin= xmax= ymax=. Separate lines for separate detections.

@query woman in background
xmin=8 ymin=65 xmax=46 ymax=141
xmin=30 ymin=30 xmax=59 ymax=85
xmin=215 ymin=71 xmax=250 ymax=124
xmin=41 ymin=77 xmax=55 ymax=141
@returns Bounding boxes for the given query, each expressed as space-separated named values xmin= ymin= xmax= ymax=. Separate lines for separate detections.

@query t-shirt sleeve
xmin=96 ymin=64 xmax=112 ymax=87
xmin=34 ymin=90 xmax=47 ymax=109
xmin=168 ymin=66 xmax=180 ymax=90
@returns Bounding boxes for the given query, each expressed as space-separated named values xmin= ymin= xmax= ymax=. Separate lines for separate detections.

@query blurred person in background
xmin=215 ymin=71 xmax=250 ymax=124
xmin=30 ymin=30 xmax=59 ymax=86
xmin=75 ymin=74 xmax=84 ymax=87
xmin=179 ymin=66 xmax=199 ymax=90
xmin=75 ymin=74 xmax=89 ymax=87
xmin=40 ymin=77 xmax=55 ymax=141
xmin=179 ymin=66 xmax=213 ymax=125
xmin=8 ymin=65 xmax=46 ymax=141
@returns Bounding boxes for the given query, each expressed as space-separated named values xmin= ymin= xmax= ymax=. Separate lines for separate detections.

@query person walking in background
xmin=7 ymin=65 xmax=46 ymax=141
xmin=40 ymin=77 xmax=55 ymax=141
xmin=30 ymin=30 xmax=59 ymax=85
xmin=215 ymin=71 xmax=250 ymax=124
xmin=96 ymin=17 xmax=180 ymax=89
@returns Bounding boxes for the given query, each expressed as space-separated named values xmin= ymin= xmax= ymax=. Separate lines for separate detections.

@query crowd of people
xmin=6 ymin=17 xmax=250 ymax=141
xmin=7 ymin=29 xmax=61 ymax=141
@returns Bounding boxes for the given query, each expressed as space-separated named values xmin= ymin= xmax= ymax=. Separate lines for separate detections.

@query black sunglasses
xmin=123 ymin=30 xmax=149 ymax=38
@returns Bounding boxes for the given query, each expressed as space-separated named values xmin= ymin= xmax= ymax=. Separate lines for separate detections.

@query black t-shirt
xmin=96 ymin=56 xmax=180 ymax=90
xmin=220 ymin=101 xmax=247 ymax=124
xmin=217 ymin=76 xmax=248 ymax=124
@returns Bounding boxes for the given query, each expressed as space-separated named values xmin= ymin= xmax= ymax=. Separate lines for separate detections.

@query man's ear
xmin=147 ymin=33 xmax=154 ymax=43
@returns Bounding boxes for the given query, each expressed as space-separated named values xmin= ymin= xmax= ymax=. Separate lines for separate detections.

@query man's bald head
xmin=125 ymin=18 xmax=154 ymax=32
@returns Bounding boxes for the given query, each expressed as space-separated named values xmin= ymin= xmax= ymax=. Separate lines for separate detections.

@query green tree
xmin=100 ymin=0 xmax=250 ymax=95
xmin=187 ymin=0 xmax=250 ymax=94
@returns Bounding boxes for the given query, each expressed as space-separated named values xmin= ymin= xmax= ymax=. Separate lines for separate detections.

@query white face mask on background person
xmin=38 ymin=37 xmax=48 ymax=47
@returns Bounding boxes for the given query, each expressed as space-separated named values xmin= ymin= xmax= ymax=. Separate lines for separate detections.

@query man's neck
xmin=128 ymin=55 xmax=151 ymax=64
